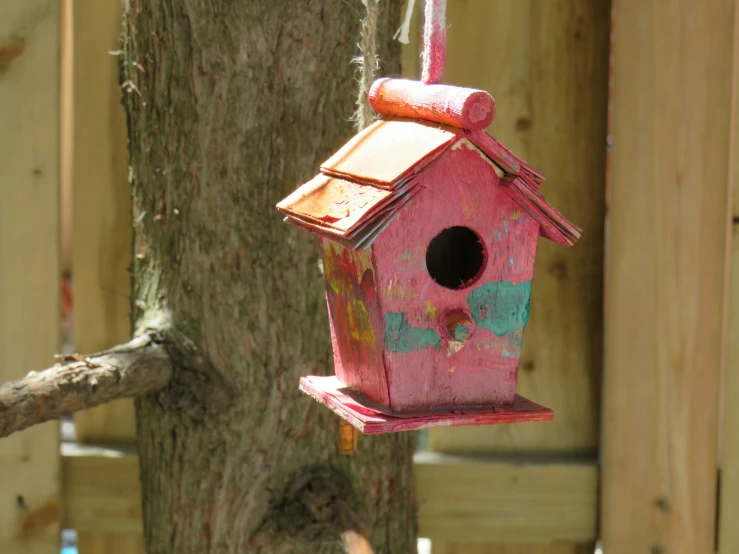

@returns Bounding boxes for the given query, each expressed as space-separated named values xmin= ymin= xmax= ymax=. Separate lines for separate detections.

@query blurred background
xmin=1 ymin=0 xmax=737 ymax=553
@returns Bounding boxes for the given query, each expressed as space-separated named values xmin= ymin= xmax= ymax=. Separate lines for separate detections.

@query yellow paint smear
xmin=347 ymin=297 xmax=375 ymax=347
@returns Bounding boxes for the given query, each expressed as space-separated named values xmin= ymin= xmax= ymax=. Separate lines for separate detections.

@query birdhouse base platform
xmin=299 ymin=375 xmax=553 ymax=434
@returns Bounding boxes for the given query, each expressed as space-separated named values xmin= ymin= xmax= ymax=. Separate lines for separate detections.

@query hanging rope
xmin=354 ymin=0 xmax=447 ymax=130
xmin=354 ymin=0 xmax=380 ymax=131
xmin=421 ymin=0 xmax=446 ymax=84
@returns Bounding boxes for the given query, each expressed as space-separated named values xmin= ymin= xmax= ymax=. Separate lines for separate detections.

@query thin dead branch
xmin=0 ymin=330 xmax=173 ymax=439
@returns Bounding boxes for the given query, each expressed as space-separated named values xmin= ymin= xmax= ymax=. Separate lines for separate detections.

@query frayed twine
xmin=393 ymin=0 xmax=416 ymax=45
xmin=353 ymin=0 xmax=380 ymax=131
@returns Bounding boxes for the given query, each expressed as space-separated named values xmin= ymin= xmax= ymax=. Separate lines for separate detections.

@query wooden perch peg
xmin=369 ymin=78 xmax=495 ymax=130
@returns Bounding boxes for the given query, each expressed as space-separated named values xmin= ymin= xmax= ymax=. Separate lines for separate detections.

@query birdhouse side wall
xmin=372 ymin=139 xmax=540 ymax=412
xmin=320 ymin=239 xmax=390 ymax=407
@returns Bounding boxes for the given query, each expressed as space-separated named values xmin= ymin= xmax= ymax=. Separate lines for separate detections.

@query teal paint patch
xmin=452 ymin=323 xmax=470 ymax=342
xmin=467 ymin=280 xmax=532 ymax=336
xmin=385 ymin=312 xmax=441 ymax=353
xmin=509 ymin=329 xmax=524 ymax=349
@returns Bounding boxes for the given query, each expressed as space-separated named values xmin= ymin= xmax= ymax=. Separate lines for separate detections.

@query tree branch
xmin=0 ymin=331 xmax=173 ymax=439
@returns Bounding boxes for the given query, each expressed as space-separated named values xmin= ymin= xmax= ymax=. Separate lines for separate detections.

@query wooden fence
xmin=1 ymin=1 xmax=738 ymax=553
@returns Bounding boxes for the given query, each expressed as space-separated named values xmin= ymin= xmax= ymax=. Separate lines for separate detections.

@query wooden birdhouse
xmin=277 ymin=79 xmax=581 ymax=434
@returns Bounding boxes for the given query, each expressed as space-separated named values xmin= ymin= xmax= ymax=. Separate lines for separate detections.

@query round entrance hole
xmin=426 ymin=226 xmax=486 ymax=290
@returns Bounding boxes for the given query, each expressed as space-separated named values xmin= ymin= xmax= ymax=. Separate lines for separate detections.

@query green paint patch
xmin=397 ymin=249 xmax=414 ymax=262
xmin=467 ymin=280 xmax=532 ymax=336
xmin=451 ymin=322 xmax=470 ymax=342
xmin=385 ymin=312 xmax=440 ymax=353
xmin=508 ymin=329 xmax=524 ymax=349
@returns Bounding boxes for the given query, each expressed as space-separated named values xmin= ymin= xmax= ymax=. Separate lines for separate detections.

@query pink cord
xmin=421 ymin=0 xmax=447 ymax=84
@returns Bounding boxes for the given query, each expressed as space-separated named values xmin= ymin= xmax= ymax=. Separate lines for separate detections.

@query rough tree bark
xmin=121 ymin=2 xmax=416 ymax=553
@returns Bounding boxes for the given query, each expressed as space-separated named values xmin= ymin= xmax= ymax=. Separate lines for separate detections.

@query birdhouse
xmin=277 ymin=78 xmax=581 ymax=434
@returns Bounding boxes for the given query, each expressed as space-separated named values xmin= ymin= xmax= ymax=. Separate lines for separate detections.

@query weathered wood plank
xmin=61 ymin=444 xmax=142 ymax=533
xmin=61 ymin=446 xmax=597 ymax=544
xmin=431 ymin=543 xmax=594 ymax=554
xmin=602 ymin=2 xmax=734 ymax=553
xmin=719 ymin=225 xmax=739 ymax=554
xmin=0 ymin=0 xmax=61 ymax=551
xmin=70 ymin=0 xmax=138 ymax=552
xmin=72 ymin=0 xmax=133 ymax=444
xmin=717 ymin=7 xmax=739 ymax=547
xmin=402 ymin=2 xmax=610 ymax=552
xmin=415 ymin=453 xmax=596 ymax=544
xmin=425 ymin=0 xmax=609 ymax=457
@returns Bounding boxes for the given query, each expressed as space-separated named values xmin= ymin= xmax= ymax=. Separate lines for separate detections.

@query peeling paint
xmin=347 ymin=297 xmax=375 ymax=347
xmin=385 ymin=284 xmax=415 ymax=299
xmin=451 ymin=138 xmax=505 ymax=177
xmin=447 ymin=341 xmax=465 ymax=356
xmin=467 ymin=280 xmax=532 ymax=336
xmin=385 ymin=312 xmax=440 ymax=353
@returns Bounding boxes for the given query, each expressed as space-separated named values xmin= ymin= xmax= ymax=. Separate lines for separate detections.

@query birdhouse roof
xmin=277 ymin=117 xmax=580 ymax=250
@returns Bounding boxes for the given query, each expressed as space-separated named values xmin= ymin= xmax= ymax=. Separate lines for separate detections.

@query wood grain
xmin=62 ymin=444 xmax=145 ymax=553
xmin=719 ymin=226 xmax=739 ymax=554
xmin=602 ymin=2 xmax=734 ymax=553
xmin=424 ymin=0 xmax=609 ymax=457
xmin=61 ymin=444 xmax=142 ymax=533
xmin=369 ymin=78 xmax=496 ymax=130
xmin=300 ymin=377 xmax=553 ymax=433
xmin=0 ymin=0 xmax=61 ymax=550
xmin=415 ymin=453 xmax=596 ymax=544
xmin=72 ymin=0 xmax=134 ymax=444
xmin=718 ymin=6 xmax=739 ymax=551
xmin=431 ymin=543 xmax=594 ymax=554
xmin=60 ymin=447 xmax=596 ymax=544
xmin=70 ymin=0 xmax=138 ymax=552
xmin=400 ymin=1 xmax=610 ymax=552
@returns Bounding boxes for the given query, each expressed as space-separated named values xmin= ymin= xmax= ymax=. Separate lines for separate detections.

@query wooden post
xmin=70 ymin=0 xmax=141 ymax=552
xmin=0 ymin=0 xmax=62 ymax=551
xmin=602 ymin=2 xmax=735 ymax=553
xmin=404 ymin=1 xmax=610 ymax=552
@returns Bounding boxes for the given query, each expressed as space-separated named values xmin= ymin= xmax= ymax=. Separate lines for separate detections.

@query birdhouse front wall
xmin=372 ymin=139 xmax=540 ymax=412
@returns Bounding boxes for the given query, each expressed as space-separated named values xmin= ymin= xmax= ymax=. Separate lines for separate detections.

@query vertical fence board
xmin=718 ymin=5 xmax=739 ymax=552
xmin=70 ymin=0 xmax=140 ymax=552
xmin=72 ymin=0 xmax=133 ymax=443
xmin=400 ymin=1 xmax=610 ymax=552
xmin=427 ymin=0 xmax=609 ymax=456
xmin=720 ymin=227 xmax=739 ymax=554
xmin=0 ymin=1 xmax=61 ymax=552
xmin=602 ymin=2 xmax=734 ymax=553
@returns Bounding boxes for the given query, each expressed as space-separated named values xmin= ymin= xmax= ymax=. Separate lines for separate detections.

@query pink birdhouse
xmin=277 ymin=79 xmax=581 ymax=434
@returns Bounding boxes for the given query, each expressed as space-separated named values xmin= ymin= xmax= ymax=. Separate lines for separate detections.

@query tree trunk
xmin=121 ymin=2 xmax=415 ymax=553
